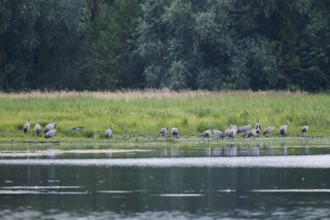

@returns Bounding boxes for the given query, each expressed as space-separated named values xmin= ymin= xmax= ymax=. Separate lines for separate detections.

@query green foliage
xmin=298 ymin=5 xmax=330 ymax=91
xmin=0 ymin=0 xmax=85 ymax=91
xmin=0 ymin=0 xmax=145 ymax=91
xmin=0 ymin=0 xmax=329 ymax=92
xmin=81 ymin=0 xmax=145 ymax=90
xmin=136 ymin=0 xmax=329 ymax=91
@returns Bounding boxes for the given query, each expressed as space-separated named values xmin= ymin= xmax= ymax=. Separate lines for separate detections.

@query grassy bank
xmin=0 ymin=90 xmax=329 ymax=144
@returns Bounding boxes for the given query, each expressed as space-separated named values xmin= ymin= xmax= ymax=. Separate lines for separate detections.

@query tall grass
xmin=0 ymin=90 xmax=329 ymax=142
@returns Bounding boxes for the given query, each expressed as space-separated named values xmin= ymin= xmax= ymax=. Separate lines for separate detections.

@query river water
xmin=0 ymin=145 xmax=329 ymax=219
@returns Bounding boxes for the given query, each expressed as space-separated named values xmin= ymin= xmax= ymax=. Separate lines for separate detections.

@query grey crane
xmin=302 ymin=122 xmax=309 ymax=133
xmin=155 ymin=127 xmax=168 ymax=139
xmin=203 ymin=125 xmax=212 ymax=139
xmin=23 ymin=119 xmax=30 ymax=134
xmin=45 ymin=129 xmax=56 ymax=139
xmin=223 ymin=127 xmax=230 ymax=137
xmin=44 ymin=118 xmax=56 ymax=134
xmin=160 ymin=127 xmax=168 ymax=137
xmin=35 ymin=122 xmax=41 ymax=136
xmin=212 ymin=128 xmax=223 ymax=139
xmin=263 ymin=126 xmax=275 ymax=136
xmin=237 ymin=119 xmax=251 ymax=134
xmin=105 ymin=124 xmax=113 ymax=138
xmin=255 ymin=117 xmax=261 ymax=130
xmin=279 ymin=120 xmax=288 ymax=136
xmin=247 ymin=129 xmax=260 ymax=138
xmin=171 ymin=128 xmax=179 ymax=139
xmin=223 ymin=125 xmax=238 ymax=138
xmin=237 ymin=124 xmax=251 ymax=134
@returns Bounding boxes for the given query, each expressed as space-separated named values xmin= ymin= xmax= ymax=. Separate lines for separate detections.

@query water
xmin=0 ymin=145 xmax=329 ymax=219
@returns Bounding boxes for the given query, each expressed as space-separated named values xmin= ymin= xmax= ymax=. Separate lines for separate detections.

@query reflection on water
xmin=303 ymin=146 xmax=309 ymax=155
xmin=0 ymin=145 xmax=329 ymax=219
xmin=1 ymin=145 xmax=329 ymax=159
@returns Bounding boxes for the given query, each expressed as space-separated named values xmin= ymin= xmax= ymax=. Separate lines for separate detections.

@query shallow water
xmin=0 ymin=145 xmax=329 ymax=219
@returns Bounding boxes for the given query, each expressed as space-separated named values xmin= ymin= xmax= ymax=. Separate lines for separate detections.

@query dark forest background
xmin=0 ymin=0 xmax=329 ymax=92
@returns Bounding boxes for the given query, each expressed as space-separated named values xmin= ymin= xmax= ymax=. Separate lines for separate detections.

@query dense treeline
xmin=0 ymin=0 xmax=329 ymax=92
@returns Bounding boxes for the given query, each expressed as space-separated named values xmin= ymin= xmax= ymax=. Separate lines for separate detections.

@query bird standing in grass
xmin=263 ymin=126 xmax=275 ymax=136
xmin=159 ymin=127 xmax=168 ymax=137
xmin=203 ymin=125 xmax=212 ymax=139
xmin=45 ymin=129 xmax=56 ymax=139
xmin=223 ymin=125 xmax=237 ymax=139
xmin=237 ymin=124 xmax=251 ymax=134
xmin=35 ymin=122 xmax=41 ymax=136
xmin=237 ymin=119 xmax=251 ymax=135
xmin=248 ymin=129 xmax=260 ymax=138
xmin=212 ymin=128 xmax=223 ymax=139
xmin=23 ymin=119 xmax=30 ymax=134
xmin=280 ymin=120 xmax=288 ymax=136
xmin=302 ymin=122 xmax=309 ymax=134
xmin=105 ymin=124 xmax=113 ymax=138
xmin=44 ymin=118 xmax=56 ymax=134
xmin=255 ymin=117 xmax=261 ymax=130
xmin=171 ymin=128 xmax=179 ymax=139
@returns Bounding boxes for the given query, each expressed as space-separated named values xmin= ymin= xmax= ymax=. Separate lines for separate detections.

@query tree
xmin=136 ymin=0 xmax=282 ymax=90
xmin=136 ymin=0 xmax=196 ymax=89
xmin=136 ymin=0 xmax=329 ymax=91
xmin=1 ymin=0 xmax=328 ymax=91
xmin=81 ymin=0 xmax=145 ymax=90
xmin=298 ymin=1 xmax=330 ymax=91
xmin=0 ymin=0 xmax=84 ymax=91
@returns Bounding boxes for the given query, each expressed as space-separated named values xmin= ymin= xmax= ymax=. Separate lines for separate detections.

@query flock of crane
xmin=159 ymin=119 xmax=309 ymax=140
xmin=22 ymin=118 xmax=114 ymax=139
xmin=23 ymin=118 xmax=57 ymax=138
xmin=22 ymin=118 xmax=309 ymax=140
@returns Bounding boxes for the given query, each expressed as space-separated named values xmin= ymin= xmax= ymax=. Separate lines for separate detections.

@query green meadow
xmin=0 ymin=90 xmax=329 ymax=146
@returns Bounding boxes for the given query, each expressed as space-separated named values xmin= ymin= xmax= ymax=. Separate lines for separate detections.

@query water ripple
xmin=0 ymin=155 xmax=329 ymax=168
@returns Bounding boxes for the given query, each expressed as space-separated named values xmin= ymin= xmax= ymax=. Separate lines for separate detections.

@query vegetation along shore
xmin=0 ymin=90 xmax=329 ymax=146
